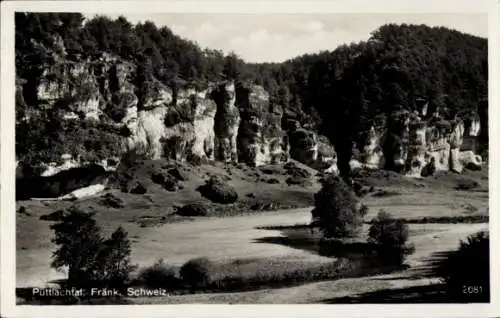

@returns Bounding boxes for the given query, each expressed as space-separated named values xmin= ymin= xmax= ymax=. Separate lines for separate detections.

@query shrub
xmin=106 ymin=102 xmax=128 ymax=122
xmin=371 ymin=189 xmax=400 ymax=198
xmin=40 ymin=209 xmax=65 ymax=221
xmin=129 ymin=181 xmax=148 ymax=194
xmin=17 ymin=206 xmax=31 ymax=216
xmin=100 ymin=193 xmax=125 ymax=208
xmin=286 ymin=175 xmax=312 ymax=186
xmin=197 ymin=176 xmax=238 ymax=204
xmin=164 ymin=105 xmax=195 ymax=128
xmin=168 ymin=167 xmax=189 ymax=181
xmin=186 ymin=154 xmax=207 ymax=166
xmin=259 ymin=165 xmax=285 ymax=175
xmin=250 ymin=201 xmax=280 ymax=211
xmin=50 ymin=207 xmax=135 ymax=289
xmin=151 ymin=172 xmax=180 ymax=192
xmin=454 ymin=179 xmax=479 ymax=191
xmin=433 ymin=231 xmax=489 ymax=302
xmin=263 ymin=177 xmax=280 ymax=184
xmin=180 ymin=257 xmax=214 ymax=289
xmin=368 ymin=210 xmax=415 ymax=266
xmin=284 ymin=161 xmax=311 ymax=178
xmin=311 ymin=175 xmax=366 ymax=239
xmin=353 ymin=181 xmax=375 ymax=197
xmin=177 ymin=202 xmax=211 ymax=216
xmin=137 ymin=258 xmax=180 ymax=290
xmin=465 ymin=162 xmax=482 ymax=171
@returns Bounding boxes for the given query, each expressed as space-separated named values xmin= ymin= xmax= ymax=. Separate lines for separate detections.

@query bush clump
xmin=433 ymin=231 xmax=489 ymax=302
xmin=286 ymin=175 xmax=312 ymax=187
xmin=454 ymin=179 xmax=479 ymax=191
xmin=465 ymin=162 xmax=482 ymax=171
xmin=250 ymin=201 xmax=281 ymax=211
xmin=186 ymin=154 xmax=208 ymax=166
xmin=129 ymin=180 xmax=148 ymax=194
xmin=311 ymin=175 xmax=367 ymax=238
xmin=368 ymin=210 xmax=415 ymax=266
xmin=197 ymin=176 xmax=238 ymax=204
xmin=353 ymin=181 xmax=375 ymax=197
xmin=259 ymin=165 xmax=285 ymax=175
xmin=151 ymin=172 xmax=181 ymax=192
xmin=40 ymin=209 xmax=65 ymax=221
xmin=176 ymin=202 xmax=211 ymax=216
xmin=137 ymin=258 xmax=181 ymax=290
xmin=284 ymin=161 xmax=311 ymax=178
xmin=100 ymin=193 xmax=125 ymax=209
xmin=168 ymin=167 xmax=189 ymax=181
xmin=180 ymin=257 xmax=214 ymax=289
xmin=261 ymin=177 xmax=280 ymax=184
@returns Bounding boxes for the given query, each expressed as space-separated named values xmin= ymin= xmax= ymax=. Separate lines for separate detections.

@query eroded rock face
xmin=359 ymin=125 xmax=385 ymax=170
xmin=235 ymin=84 xmax=287 ymax=166
xmin=363 ymin=107 xmax=483 ymax=178
xmin=18 ymin=43 xmax=485 ymax=186
xmin=382 ymin=110 xmax=410 ymax=172
xmin=459 ymin=150 xmax=483 ymax=170
xmin=289 ymin=128 xmax=318 ymax=165
xmin=212 ymin=82 xmax=240 ymax=162
xmin=288 ymin=127 xmax=338 ymax=173
xmin=129 ymin=86 xmax=215 ymax=161
xmin=464 ymin=113 xmax=481 ymax=137
xmin=406 ymin=119 xmax=427 ymax=178
xmin=125 ymin=81 xmax=290 ymax=166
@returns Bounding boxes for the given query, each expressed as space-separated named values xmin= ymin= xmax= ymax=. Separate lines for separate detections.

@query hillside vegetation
xmin=15 ymin=13 xmax=487 ymax=180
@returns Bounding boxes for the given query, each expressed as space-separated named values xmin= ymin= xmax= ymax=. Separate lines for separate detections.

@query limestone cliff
xmin=17 ymin=50 xmax=291 ymax=176
xmin=288 ymin=126 xmax=338 ymax=173
xmin=351 ymin=107 xmax=483 ymax=178
xmin=16 ymin=48 xmax=483 ymax=181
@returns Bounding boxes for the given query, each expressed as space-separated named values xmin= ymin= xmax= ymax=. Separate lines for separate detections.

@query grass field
xmin=16 ymin=162 xmax=489 ymax=303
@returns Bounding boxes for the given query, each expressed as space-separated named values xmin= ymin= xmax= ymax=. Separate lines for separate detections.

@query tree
xmin=98 ymin=227 xmax=137 ymax=290
xmin=311 ymin=175 xmax=367 ymax=239
xmin=50 ymin=207 xmax=135 ymax=289
xmin=50 ymin=207 xmax=105 ymax=288
xmin=135 ymin=55 xmax=154 ymax=109
xmin=223 ymin=52 xmax=245 ymax=80
xmin=433 ymin=231 xmax=489 ymax=302
xmin=368 ymin=210 xmax=415 ymax=266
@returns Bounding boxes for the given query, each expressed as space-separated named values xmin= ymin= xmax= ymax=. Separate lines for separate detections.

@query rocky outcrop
xmin=382 ymin=110 xmax=410 ymax=172
xmin=16 ymin=164 xmax=109 ymax=200
xmin=289 ymin=128 xmax=318 ymax=166
xmin=17 ymin=41 xmax=485 ymax=188
xmin=365 ymin=107 xmax=484 ymax=178
xmin=288 ymin=126 xmax=338 ymax=173
xmin=235 ymin=84 xmax=287 ymax=166
xmin=344 ymin=105 xmax=484 ymax=178
xmin=358 ymin=122 xmax=385 ymax=170
xmin=19 ymin=51 xmax=292 ymax=179
xmin=212 ymin=82 xmax=240 ymax=162
xmin=127 ymin=81 xmax=289 ymax=166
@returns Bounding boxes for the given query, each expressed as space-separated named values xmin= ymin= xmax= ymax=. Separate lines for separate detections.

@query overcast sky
xmin=87 ymin=13 xmax=488 ymax=63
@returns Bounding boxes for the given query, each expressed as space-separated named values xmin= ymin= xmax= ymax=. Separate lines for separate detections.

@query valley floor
xmin=15 ymin=164 xmax=489 ymax=303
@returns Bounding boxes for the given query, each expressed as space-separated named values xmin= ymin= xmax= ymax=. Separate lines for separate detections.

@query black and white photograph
xmin=1 ymin=0 xmax=498 ymax=316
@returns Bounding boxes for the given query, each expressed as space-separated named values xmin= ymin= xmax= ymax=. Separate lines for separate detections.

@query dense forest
xmin=15 ymin=13 xmax=488 ymax=179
